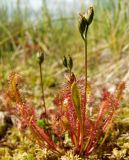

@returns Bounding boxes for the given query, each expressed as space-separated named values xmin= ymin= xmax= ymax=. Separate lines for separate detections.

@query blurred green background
xmin=0 ymin=0 xmax=129 ymax=106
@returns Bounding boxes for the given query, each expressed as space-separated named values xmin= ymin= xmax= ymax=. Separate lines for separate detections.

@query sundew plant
xmin=3 ymin=6 xmax=125 ymax=157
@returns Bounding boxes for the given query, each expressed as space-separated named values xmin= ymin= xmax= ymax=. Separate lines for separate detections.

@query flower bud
xmin=63 ymin=56 xmax=67 ymax=68
xmin=79 ymin=14 xmax=87 ymax=40
xmin=37 ymin=52 xmax=44 ymax=65
xmin=79 ymin=6 xmax=94 ymax=40
xmin=85 ymin=6 xmax=94 ymax=26
xmin=68 ymin=55 xmax=73 ymax=71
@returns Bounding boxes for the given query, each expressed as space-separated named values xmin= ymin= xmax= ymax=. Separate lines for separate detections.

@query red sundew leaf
xmin=3 ymin=71 xmax=125 ymax=156
xmin=4 ymin=73 xmax=58 ymax=150
xmin=17 ymin=103 xmax=36 ymax=128
xmin=101 ymin=88 xmax=110 ymax=101
xmin=76 ymin=78 xmax=92 ymax=119
xmin=62 ymin=83 xmax=77 ymax=121
xmin=54 ymin=77 xmax=92 ymax=147
xmin=55 ymin=81 xmax=79 ymax=143
xmin=7 ymin=72 xmax=23 ymax=104
xmin=84 ymin=117 xmax=94 ymax=140
xmin=54 ymin=89 xmax=77 ymax=145
xmin=85 ymin=92 xmax=120 ymax=155
xmin=52 ymin=113 xmax=65 ymax=138
xmin=102 ymin=112 xmax=114 ymax=131
xmin=115 ymin=81 xmax=125 ymax=101
xmin=30 ymin=121 xmax=57 ymax=150
xmin=66 ymin=97 xmax=78 ymax=139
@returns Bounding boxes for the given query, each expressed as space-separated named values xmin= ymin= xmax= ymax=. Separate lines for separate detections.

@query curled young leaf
xmin=71 ymin=82 xmax=81 ymax=121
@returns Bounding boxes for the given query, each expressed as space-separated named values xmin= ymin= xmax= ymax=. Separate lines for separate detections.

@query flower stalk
xmin=37 ymin=52 xmax=47 ymax=116
xmin=79 ymin=6 xmax=94 ymax=154
xmin=79 ymin=6 xmax=94 ymax=107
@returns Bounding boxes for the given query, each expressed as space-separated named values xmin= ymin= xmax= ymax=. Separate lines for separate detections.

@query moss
xmin=60 ymin=151 xmax=83 ymax=160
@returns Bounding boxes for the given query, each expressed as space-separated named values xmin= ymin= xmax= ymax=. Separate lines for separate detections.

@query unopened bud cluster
xmin=63 ymin=55 xmax=73 ymax=71
xmin=37 ymin=52 xmax=44 ymax=65
xmin=79 ymin=6 xmax=94 ymax=40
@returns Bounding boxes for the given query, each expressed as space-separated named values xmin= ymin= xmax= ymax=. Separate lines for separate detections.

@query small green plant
xmin=3 ymin=6 xmax=125 ymax=157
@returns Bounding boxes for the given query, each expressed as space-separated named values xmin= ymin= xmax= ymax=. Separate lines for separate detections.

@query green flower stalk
xmin=79 ymin=6 xmax=94 ymax=106
xmin=37 ymin=52 xmax=47 ymax=116
xmin=79 ymin=6 xmax=94 ymax=154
